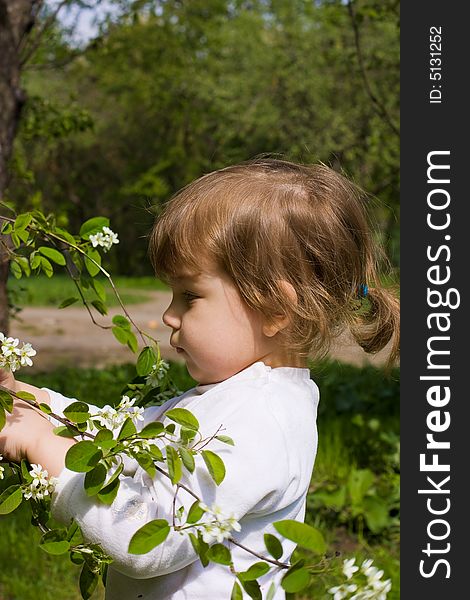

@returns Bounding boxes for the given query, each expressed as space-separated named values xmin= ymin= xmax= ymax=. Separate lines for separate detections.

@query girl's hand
xmin=0 ymin=398 xmax=52 ymax=464
xmin=0 ymin=367 xmax=16 ymax=392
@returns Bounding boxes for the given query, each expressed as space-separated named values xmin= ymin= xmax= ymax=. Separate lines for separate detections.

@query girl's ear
xmin=262 ymin=280 xmax=298 ymax=338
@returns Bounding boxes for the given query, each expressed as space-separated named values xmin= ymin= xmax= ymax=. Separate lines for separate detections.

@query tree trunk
xmin=0 ymin=1 xmax=39 ymax=334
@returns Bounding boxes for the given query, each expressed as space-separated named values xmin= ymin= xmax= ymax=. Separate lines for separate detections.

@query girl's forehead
xmin=168 ymin=264 xmax=220 ymax=285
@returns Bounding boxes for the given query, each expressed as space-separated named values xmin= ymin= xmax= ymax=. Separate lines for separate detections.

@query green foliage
xmin=311 ymin=360 xmax=400 ymax=418
xmin=11 ymin=0 xmax=400 ymax=275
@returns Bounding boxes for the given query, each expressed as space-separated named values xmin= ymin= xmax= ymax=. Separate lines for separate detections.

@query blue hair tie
xmin=358 ymin=284 xmax=368 ymax=298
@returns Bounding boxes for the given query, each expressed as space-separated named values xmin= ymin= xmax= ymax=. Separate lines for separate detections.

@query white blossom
xmin=0 ymin=455 xmax=5 ymax=480
xmin=328 ymin=584 xmax=358 ymax=600
xmin=0 ymin=334 xmax=36 ymax=372
xmin=92 ymin=405 xmax=127 ymax=431
xmin=89 ymin=226 xmax=119 ymax=252
xmin=343 ymin=558 xmax=359 ymax=579
xmin=118 ymin=395 xmax=137 ymax=410
xmin=29 ymin=464 xmax=49 ymax=487
xmin=197 ymin=502 xmax=241 ymax=544
xmin=22 ymin=464 xmax=58 ymax=501
xmin=17 ymin=342 xmax=37 ymax=367
xmin=122 ymin=439 xmax=152 ymax=453
xmin=145 ymin=360 xmax=170 ymax=387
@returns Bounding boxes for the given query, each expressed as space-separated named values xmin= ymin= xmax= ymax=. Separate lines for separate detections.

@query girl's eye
xmin=182 ymin=291 xmax=199 ymax=303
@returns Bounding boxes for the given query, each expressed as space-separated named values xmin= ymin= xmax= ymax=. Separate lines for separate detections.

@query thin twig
xmin=0 ymin=384 xmax=95 ymax=439
xmin=346 ymin=0 xmax=399 ymax=137
xmin=19 ymin=0 xmax=71 ymax=66
xmin=192 ymin=424 xmax=225 ymax=452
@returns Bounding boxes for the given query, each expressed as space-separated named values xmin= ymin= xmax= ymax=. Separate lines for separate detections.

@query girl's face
xmin=162 ymin=265 xmax=280 ymax=384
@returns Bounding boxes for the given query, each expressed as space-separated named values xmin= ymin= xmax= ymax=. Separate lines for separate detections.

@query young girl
xmin=0 ymin=158 xmax=399 ymax=599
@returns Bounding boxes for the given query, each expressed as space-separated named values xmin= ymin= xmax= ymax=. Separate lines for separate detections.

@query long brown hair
xmin=149 ymin=158 xmax=399 ymax=366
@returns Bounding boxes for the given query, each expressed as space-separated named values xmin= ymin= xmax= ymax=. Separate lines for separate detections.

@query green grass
xmin=8 ymin=274 xmax=169 ymax=308
xmin=0 ymin=361 xmax=399 ymax=599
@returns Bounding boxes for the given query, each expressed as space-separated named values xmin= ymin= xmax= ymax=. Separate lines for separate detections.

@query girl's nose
xmin=162 ymin=298 xmax=181 ymax=330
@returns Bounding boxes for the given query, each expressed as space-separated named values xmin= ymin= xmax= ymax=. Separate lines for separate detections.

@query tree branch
xmin=346 ymin=0 xmax=399 ymax=138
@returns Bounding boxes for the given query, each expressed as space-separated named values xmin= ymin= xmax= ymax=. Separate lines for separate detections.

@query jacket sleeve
xmin=50 ymin=388 xmax=292 ymax=580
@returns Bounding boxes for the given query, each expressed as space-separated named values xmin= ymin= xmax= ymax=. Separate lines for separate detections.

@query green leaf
xmin=165 ymin=408 xmax=199 ymax=431
xmin=80 ymin=216 xmax=109 ymax=240
xmin=266 ymin=582 xmax=276 ymax=600
xmin=14 ymin=213 xmax=32 ymax=230
xmin=0 ymin=407 xmax=5 ymax=431
xmin=0 ymin=390 xmax=13 ymax=412
xmin=201 ymin=450 xmax=226 ymax=485
xmin=91 ymin=278 xmax=107 ymax=302
xmin=112 ymin=326 xmax=129 ymax=345
xmin=94 ymin=428 xmax=116 ymax=449
xmin=126 ymin=331 xmax=138 ymax=353
xmin=240 ymin=579 xmax=262 ymax=600
xmin=148 ymin=444 xmax=164 ymax=461
xmin=58 ymin=297 xmax=79 ymax=309
xmin=79 ymin=563 xmax=99 ymax=600
xmin=166 ymin=445 xmax=182 ymax=485
xmin=118 ymin=417 xmax=137 ymax=440
xmin=207 ymin=543 xmax=232 ymax=565
xmin=38 ymin=246 xmax=66 ymax=265
xmin=273 ymin=521 xmax=326 ymax=555
xmin=63 ymin=401 xmax=90 ymax=423
xmin=91 ymin=299 xmax=108 ymax=315
xmin=215 ymin=435 xmax=235 ymax=446
xmin=139 ymin=422 xmax=164 ymax=438
xmin=187 ymin=500 xmax=205 ymax=524
xmin=135 ymin=453 xmax=156 ymax=479
xmin=231 ymin=581 xmax=243 ymax=600
xmin=20 ymin=460 xmax=32 ymax=482
xmin=112 ymin=314 xmax=131 ymax=330
xmin=54 ymin=227 xmax=76 ymax=245
xmin=1 ymin=222 xmax=12 ymax=234
xmin=313 ymin=486 xmax=346 ymax=509
xmin=0 ymin=485 xmax=23 ymax=515
xmin=10 ymin=231 xmax=21 ymax=248
xmin=39 ymin=530 xmax=71 ymax=555
xmin=179 ymin=447 xmax=195 ymax=473
xmin=16 ymin=256 xmax=30 ymax=276
xmin=180 ymin=427 xmax=197 ymax=445
xmin=67 ymin=520 xmax=82 ymax=543
xmin=85 ymin=248 xmax=101 ymax=277
xmin=10 ymin=260 xmax=22 ymax=279
xmin=238 ymin=561 xmax=270 ymax=581
xmin=15 ymin=228 xmax=29 ymax=243
xmin=40 ymin=256 xmax=53 ymax=277
xmin=65 ymin=441 xmax=103 ymax=473
xmin=136 ymin=346 xmax=157 ymax=376
xmin=348 ymin=469 xmax=375 ymax=506
xmin=39 ymin=403 xmax=52 ymax=414
xmin=363 ymin=496 xmax=390 ymax=533
xmin=84 ymin=463 xmax=108 ymax=496
xmin=30 ymin=252 xmax=41 ymax=269
xmin=264 ymin=533 xmax=283 ymax=560
xmin=128 ymin=519 xmax=170 ymax=554
xmin=281 ymin=566 xmax=310 ymax=593
xmin=97 ymin=475 xmax=120 ymax=504
xmin=53 ymin=425 xmax=78 ymax=438
xmin=15 ymin=390 xmax=36 ymax=402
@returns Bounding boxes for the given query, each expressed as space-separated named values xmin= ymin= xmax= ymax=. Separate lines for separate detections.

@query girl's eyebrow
xmin=170 ymin=272 xmax=204 ymax=286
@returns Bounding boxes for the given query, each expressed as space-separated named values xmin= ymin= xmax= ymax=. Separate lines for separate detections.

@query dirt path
xmin=10 ymin=290 xmax=394 ymax=373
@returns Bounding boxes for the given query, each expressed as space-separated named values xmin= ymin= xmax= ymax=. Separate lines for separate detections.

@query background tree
xmin=3 ymin=0 xmax=400 ymax=316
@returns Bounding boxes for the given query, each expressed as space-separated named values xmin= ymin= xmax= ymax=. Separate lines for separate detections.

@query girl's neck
xmin=258 ymin=350 xmax=308 ymax=370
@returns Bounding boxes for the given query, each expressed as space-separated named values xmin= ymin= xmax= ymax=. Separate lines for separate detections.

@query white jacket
xmin=46 ymin=361 xmax=319 ymax=599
